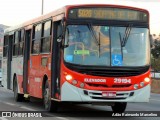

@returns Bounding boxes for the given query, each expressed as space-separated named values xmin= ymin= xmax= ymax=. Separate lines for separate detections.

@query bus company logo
xmin=1 ymin=112 xmax=43 ymax=118
xmin=2 ymin=112 xmax=11 ymax=117
xmin=84 ymin=78 xmax=106 ymax=83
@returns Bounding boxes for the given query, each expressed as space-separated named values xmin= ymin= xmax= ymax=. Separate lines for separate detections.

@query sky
xmin=0 ymin=0 xmax=159 ymax=35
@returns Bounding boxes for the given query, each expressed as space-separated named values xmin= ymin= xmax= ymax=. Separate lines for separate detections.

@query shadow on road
xmin=22 ymin=97 xmax=115 ymax=117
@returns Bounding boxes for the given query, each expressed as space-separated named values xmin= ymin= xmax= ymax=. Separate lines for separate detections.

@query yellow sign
xmin=69 ymin=8 xmax=148 ymax=22
xmin=78 ymin=9 xmax=138 ymax=20
xmin=78 ymin=9 xmax=92 ymax=18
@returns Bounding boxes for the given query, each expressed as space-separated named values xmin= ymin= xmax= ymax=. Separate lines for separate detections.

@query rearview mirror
xmin=57 ymin=19 xmax=65 ymax=43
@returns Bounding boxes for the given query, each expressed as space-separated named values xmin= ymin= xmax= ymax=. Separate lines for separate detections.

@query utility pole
xmin=42 ymin=0 xmax=44 ymax=15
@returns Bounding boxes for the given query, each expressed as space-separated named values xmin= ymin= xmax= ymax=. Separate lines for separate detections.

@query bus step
xmin=24 ymin=94 xmax=30 ymax=98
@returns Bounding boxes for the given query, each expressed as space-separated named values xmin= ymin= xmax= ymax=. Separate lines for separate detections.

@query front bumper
xmin=61 ymin=82 xmax=150 ymax=102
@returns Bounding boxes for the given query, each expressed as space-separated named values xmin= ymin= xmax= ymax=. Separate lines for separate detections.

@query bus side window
xmin=40 ymin=21 xmax=51 ymax=53
xmin=31 ymin=24 xmax=42 ymax=54
xmin=18 ymin=29 xmax=24 ymax=55
xmin=13 ymin=31 xmax=19 ymax=56
xmin=3 ymin=35 xmax=9 ymax=57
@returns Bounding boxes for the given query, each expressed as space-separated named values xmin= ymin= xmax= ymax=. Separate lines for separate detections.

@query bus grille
xmin=65 ymin=63 xmax=149 ymax=77
xmin=77 ymin=69 xmax=145 ymax=77
xmin=84 ymin=90 xmax=134 ymax=100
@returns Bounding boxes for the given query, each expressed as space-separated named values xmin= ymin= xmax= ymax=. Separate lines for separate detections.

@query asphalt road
xmin=0 ymin=87 xmax=160 ymax=120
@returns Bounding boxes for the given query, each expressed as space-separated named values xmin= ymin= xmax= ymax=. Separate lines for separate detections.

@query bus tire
xmin=13 ymin=77 xmax=24 ymax=102
xmin=43 ymin=81 xmax=58 ymax=112
xmin=111 ymin=102 xmax=127 ymax=113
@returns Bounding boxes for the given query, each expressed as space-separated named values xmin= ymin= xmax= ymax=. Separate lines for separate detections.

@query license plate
xmin=102 ymin=92 xmax=116 ymax=98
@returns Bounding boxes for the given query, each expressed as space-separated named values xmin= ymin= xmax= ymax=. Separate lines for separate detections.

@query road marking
xmin=3 ymin=102 xmax=38 ymax=111
xmin=0 ymin=117 xmax=8 ymax=120
xmin=44 ymin=113 xmax=71 ymax=120
xmin=55 ymin=117 xmax=70 ymax=120
xmin=4 ymin=102 xmax=15 ymax=106
xmin=150 ymin=99 xmax=160 ymax=101
xmin=20 ymin=106 xmax=36 ymax=111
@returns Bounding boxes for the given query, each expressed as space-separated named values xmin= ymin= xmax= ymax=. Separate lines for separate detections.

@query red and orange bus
xmin=2 ymin=4 xmax=151 ymax=113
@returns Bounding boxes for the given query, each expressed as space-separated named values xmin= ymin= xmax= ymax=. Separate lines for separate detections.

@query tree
xmin=151 ymin=37 xmax=160 ymax=71
xmin=151 ymin=39 xmax=160 ymax=58
xmin=151 ymin=57 xmax=160 ymax=71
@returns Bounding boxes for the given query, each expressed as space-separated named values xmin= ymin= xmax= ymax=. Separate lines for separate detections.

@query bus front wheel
xmin=43 ymin=81 xmax=58 ymax=112
xmin=111 ymin=102 xmax=127 ymax=113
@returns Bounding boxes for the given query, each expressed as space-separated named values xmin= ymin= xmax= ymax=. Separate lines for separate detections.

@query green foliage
xmin=151 ymin=40 xmax=160 ymax=58
xmin=151 ymin=57 xmax=160 ymax=71
xmin=151 ymin=39 xmax=160 ymax=71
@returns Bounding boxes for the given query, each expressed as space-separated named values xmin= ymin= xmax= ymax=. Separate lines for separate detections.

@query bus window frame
xmin=3 ymin=35 xmax=9 ymax=58
xmin=40 ymin=20 xmax=52 ymax=54
xmin=13 ymin=31 xmax=20 ymax=57
xmin=18 ymin=29 xmax=25 ymax=56
xmin=31 ymin=23 xmax=42 ymax=54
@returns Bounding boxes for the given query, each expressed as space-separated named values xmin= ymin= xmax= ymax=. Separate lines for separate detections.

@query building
xmin=0 ymin=24 xmax=9 ymax=68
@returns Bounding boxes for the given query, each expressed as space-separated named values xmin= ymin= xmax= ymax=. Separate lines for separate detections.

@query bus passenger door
xmin=23 ymin=29 xmax=31 ymax=94
xmin=51 ymin=21 xmax=62 ymax=99
xmin=7 ymin=35 xmax=13 ymax=89
xmin=28 ymin=24 xmax=42 ymax=98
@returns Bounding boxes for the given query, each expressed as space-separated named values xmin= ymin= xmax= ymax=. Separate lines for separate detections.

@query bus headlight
xmin=140 ymin=82 xmax=144 ymax=87
xmin=72 ymin=80 xmax=78 ymax=85
xmin=144 ymin=77 xmax=150 ymax=83
xmin=65 ymin=75 xmax=73 ymax=81
xmin=134 ymin=84 xmax=139 ymax=89
xmin=80 ymin=83 xmax=85 ymax=88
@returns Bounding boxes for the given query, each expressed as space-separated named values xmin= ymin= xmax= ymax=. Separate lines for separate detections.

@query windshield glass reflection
xmin=64 ymin=25 xmax=150 ymax=67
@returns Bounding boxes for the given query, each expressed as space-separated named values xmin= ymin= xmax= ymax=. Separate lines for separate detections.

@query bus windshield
xmin=64 ymin=25 xmax=150 ymax=67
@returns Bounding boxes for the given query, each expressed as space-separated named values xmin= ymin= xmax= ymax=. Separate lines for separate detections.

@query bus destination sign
xmin=68 ymin=8 xmax=148 ymax=22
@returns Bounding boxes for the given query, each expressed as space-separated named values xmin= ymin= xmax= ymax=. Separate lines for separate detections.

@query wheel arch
xmin=42 ymin=74 xmax=48 ymax=97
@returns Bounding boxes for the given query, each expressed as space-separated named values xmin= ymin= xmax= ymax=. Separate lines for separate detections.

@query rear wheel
xmin=14 ymin=77 xmax=24 ymax=102
xmin=111 ymin=102 xmax=127 ymax=113
xmin=43 ymin=81 xmax=58 ymax=112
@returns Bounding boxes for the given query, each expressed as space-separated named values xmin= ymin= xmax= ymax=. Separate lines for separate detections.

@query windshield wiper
xmin=98 ymin=32 xmax=101 ymax=57
xmin=121 ymin=24 xmax=132 ymax=47
xmin=63 ymin=28 xmax=70 ymax=48
xmin=87 ymin=24 xmax=100 ymax=57
xmin=87 ymin=24 xmax=99 ymax=45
